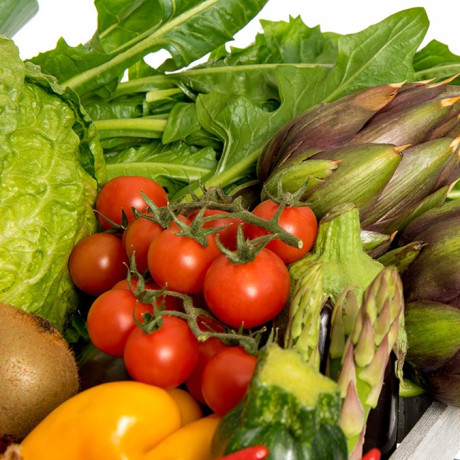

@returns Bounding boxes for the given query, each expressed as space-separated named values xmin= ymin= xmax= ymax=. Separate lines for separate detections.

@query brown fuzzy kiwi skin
xmin=0 ymin=303 xmax=79 ymax=440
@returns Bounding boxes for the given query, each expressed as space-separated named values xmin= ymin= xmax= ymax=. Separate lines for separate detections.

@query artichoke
xmin=258 ymin=78 xmax=460 ymax=237
xmin=400 ymin=198 xmax=460 ymax=306
xmin=397 ymin=199 xmax=460 ymax=406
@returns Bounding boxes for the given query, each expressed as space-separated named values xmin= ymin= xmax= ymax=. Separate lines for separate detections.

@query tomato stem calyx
xmin=126 ymin=266 xmax=263 ymax=355
xmin=140 ymin=186 xmax=302 ymax=252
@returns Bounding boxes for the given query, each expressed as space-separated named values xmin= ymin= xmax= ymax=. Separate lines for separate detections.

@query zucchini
xmin=211 ymin=343 xmax=348 ymax=459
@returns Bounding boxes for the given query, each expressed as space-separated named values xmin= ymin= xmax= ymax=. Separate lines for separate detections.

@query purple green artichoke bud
xmin=377 ymin=241 xmax=424 ymax=273
xmin=400 ymin=198 xmax=460 ymax=307
xmin=361 ymin=229 xmax=395 ymax=258
xmin=404 ymin=300 xmax=460 ymax=406
xmin=258 ymin=79 xmax=460 ymax=236
xmin=257 ymin=83 xmax=403 ymax=179
xmin=397 ymin=199 xmax=460 ymax=405
xmin=332 ymin=266 xmax=405 ymax=460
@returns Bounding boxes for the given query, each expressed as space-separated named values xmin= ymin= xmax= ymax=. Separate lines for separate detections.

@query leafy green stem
xmin=94 ymin=118 xmax=167 ymax=139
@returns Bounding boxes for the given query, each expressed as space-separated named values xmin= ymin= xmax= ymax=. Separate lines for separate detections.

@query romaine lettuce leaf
xmin=0 ymin=37 xmax=105 ymax=331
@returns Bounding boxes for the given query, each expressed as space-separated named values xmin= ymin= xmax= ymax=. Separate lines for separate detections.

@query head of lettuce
xmin=0 ymin=37 xmax=106 ymax=334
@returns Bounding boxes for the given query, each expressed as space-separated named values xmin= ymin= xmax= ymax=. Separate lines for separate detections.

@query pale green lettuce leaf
xmin=0 ymin=37 xmax=105 ymax=331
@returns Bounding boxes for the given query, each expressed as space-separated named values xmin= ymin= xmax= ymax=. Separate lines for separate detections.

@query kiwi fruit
xmin=0 ymin=303 xmax=79 ymax=440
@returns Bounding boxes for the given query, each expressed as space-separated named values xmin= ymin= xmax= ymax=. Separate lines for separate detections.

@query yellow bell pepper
xmin=166 ymin=387 xmax=203 ymax=425
xmin=18 ymin=381 xmax=183 ymax=460
xmin=142 ymin=414 xmax=220 ymax=460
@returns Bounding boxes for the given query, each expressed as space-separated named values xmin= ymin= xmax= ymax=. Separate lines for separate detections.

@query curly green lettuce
xmin=0 ymin=36 xmax=105 ymax=331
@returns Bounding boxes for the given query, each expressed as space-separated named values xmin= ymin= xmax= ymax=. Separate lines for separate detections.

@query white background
xmin=12 ymin=0 xmax=460 ymax=62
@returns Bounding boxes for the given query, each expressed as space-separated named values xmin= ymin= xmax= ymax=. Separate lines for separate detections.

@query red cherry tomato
xmin=69 ymin=232 xmax=128 ymax=296
xmin=201 ymin=347 xmax=257 ymax=416
xmin=147 ymin=225 xmax=221 ymax=294
xmin=123 ymin=315 xmax=199 ymax=388
xmin=95 ymin=176 xmax=168 ymax=230
xmin=188 ymin=209 xmax=243 ymax=250
xmin=123 ymin=217 xmax=163 ymax=273
xmin=185 ymin=337 xmax=228 ymax=403
xmin=361 ymin=448 xmax=381 ymax=460
xmin=246 ymin=200 xmax=317 ymax=263
xmin=87 ymin=288 xmax=153 ymax=357
xmin=203 ymin=248 xmax=290 ymax=329
xmin=362 ymin=449 xmax=381 ymax=460
xmin=216 ymin=446 xmax=269 ymax=460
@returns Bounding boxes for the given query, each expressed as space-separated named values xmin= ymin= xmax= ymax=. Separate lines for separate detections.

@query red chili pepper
xmin=361 ymin=448 xmax=381 ymax=460
xmin=216 ymin=445 xmax=270 ymax=460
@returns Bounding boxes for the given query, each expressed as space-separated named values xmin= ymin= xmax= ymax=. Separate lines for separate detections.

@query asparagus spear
xmin=330 ymin=267 xmax=405 ymax=460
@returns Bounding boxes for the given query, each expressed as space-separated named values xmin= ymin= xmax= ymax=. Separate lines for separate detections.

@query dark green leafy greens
xmin=414 ymin=40 xmax=460 ymax=84
xmin=0 ymin=37 xmax=105 ymax=331
xmin=100 ymin=9 xmax=434 ymax=199
xmin=31 ymin=0 xmax=270 ymax=98
xmin=28 ymin=3 xmax=460 ymax=202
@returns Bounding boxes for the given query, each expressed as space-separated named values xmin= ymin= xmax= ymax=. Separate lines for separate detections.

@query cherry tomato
xmin=95 ymin=176 xmax=168 ymax=230
xmin=123 ymin=315 xmax=199 ymax=388
xmin=203 ymin=248 xmax=290 ymax=329
xmin=185 ymin=337 xmax=228 ymax=403
xmin=147 ymin=225 xmax=221 ymax=294
xmin=69 ymin=232 xmax=128 ymax=296
xmin=246 ymin=200 xmax=317 ymax=263
xmin=188 ymin=209 xmax=243 ymax=250
xmin=123 ymin=217 xmax=163 ymax=273
xmin=216 ymin=446 xmax=269 ymax=460
xmin=201 ymin=347 xmax=257 ymax=416
xmin=87 ymin=288 xmax=153 ymax=357
xmin=362 ymin=449 xmax=381 ymax=460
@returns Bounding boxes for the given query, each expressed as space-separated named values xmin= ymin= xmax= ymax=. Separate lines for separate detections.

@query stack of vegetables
xmin=1 ymin=0 xmax=460 ymax=459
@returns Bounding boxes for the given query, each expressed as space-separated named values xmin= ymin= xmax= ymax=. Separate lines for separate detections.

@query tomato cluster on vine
xmin=68 ymin=175 xmax=318 ymax=416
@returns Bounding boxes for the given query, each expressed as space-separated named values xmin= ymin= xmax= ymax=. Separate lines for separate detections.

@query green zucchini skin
xmin=312 ymin=425 xmax=349 ymax=460
xmin=211 ymin=344 xmax=348 ymax=460
xmin=212 ymin=404 xmax=306 ymax=459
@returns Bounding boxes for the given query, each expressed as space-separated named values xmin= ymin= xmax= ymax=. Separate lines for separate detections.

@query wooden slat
xmin=390 ymin=402 xmax=460 ymax=460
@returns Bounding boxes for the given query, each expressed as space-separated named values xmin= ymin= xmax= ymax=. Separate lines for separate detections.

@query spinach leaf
xmin=144 ymin=17 xmax=338 ymax=108
xmin=414 ymin=40 xmax=460 ymax=84
xmin=207 ymin=16 xmax=338 ymax=66
xmin=30 ymin=0 xmax=269 ymax=98
xmin=105 ymin=140 xmax=217 ymax=195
